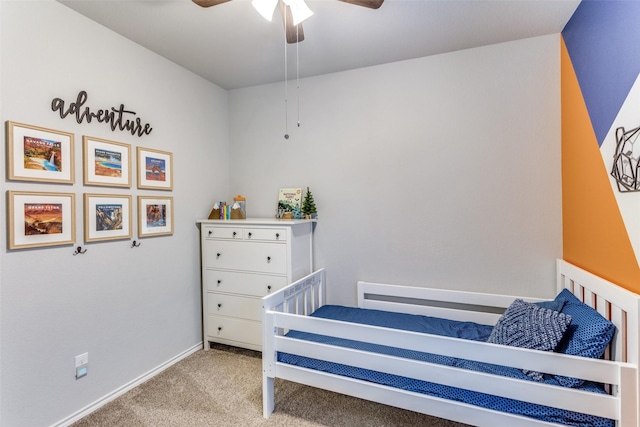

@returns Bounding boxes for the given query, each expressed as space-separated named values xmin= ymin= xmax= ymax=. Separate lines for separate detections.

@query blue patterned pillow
xmin=535 ymin=299 xmax=566 ymax=312
xmin=553 ymin=289 xmax=616 ymax=387
xmin=487 ymin=299 xmax=572 ymax=381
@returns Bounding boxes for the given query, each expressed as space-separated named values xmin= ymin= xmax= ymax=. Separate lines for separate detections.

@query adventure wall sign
xmin=51 ymin=91 xmax=153 ymax=137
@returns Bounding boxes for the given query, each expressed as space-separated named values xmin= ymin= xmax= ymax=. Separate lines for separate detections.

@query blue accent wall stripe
xmin=562 ymin=0 xmax=640 ymax=147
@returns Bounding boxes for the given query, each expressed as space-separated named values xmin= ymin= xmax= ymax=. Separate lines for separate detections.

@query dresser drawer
xmin=244 ymin=228 xmax=287 ymax=242
xmin=206 ymin=315 xmax=261 ymax=347
xmin=207 ymin=293 xmax=261 ymax=320
xmin=205 ymin=270 xmax=288 ymax=296
xmin=203 ymin=226 xmax=243 ymax=240
xmin=205 ymin=240 xmax=287 ymax=274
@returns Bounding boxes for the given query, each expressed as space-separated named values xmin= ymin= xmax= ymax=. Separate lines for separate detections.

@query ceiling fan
xmin=192 ymin=0 xmax=384 ymax=44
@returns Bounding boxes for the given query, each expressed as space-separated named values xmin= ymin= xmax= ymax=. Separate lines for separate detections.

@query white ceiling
xmin=58 ymin=0 xmax=580 ymax=90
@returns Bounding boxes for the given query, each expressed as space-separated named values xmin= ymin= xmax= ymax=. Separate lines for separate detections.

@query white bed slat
xmin=611 ymin=306 xmax=626 ymax=363
xmin=275 ymin=364 xmax=576 ymax=427
xmin=360 ymin=299 xmax=503 ymax=325
xmin=271 ymin=311 xmax=623 ymax=384
xmin=358 ymin=282 xmax=519 ymax=309
xmin=584 ymin=288 xmax=595 ymax=307
xmin=275 ymin=336 xmax=620 ymax=419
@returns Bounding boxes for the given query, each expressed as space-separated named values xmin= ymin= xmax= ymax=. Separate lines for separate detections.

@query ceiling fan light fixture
xmin=283 ymin=0 xmax=314 ymax=25
xmin=252 ymin=0 xmax=279 ymax=21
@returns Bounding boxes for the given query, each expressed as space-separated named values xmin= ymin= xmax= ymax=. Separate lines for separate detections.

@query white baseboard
xmin=51 ymin=342 xmax=203 ymax=427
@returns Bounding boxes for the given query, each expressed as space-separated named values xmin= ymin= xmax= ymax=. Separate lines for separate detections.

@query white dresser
xmin=197 ymin=219 xmax=314 ymax=351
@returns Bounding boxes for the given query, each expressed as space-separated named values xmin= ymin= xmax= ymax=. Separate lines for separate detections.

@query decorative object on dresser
xmin=301 ymin=187 xmax=317 ymax=219
xmin=231 ymin=195 xmax=246 ymax=219
xmin=278 ymin=188 xmax=303 ymax=219
xmin=197 ymin=218 xmax=314 ymax=351
xmin=208 ymin=195 xmax=247 ymax=220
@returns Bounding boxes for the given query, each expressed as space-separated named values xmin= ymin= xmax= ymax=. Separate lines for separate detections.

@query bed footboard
xmin=262 ymin=269 xmax=326 ymax=418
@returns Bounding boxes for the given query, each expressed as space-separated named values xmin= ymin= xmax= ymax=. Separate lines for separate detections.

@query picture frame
xmin=6 ymin=121 xmax=74 ymax=183
xmin=83 ymin=136 xmax=131 ymax=187
xmin=138 ymin=196 xmax=173 ymax=237
xmin=8 ymin=191 xmax=76 ymax=249
xmin=137 ymin=147 xmax=173 ymax=190
xmin=84 ymin=193 xmax=132 ymax=242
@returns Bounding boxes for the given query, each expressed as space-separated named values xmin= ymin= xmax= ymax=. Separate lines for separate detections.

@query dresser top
xmin=197 ymin=218 xmax=316 ymax=226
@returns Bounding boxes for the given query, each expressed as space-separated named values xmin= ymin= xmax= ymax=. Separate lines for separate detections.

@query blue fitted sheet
xmin=278 ymin=305 xmax=613 ymax=427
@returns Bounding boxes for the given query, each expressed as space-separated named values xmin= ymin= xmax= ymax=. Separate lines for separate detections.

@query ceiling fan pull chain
xmin=296 ymin=22 xmax=301 ymax=128
xmin=284 ymin=6 xmax=289 ymax=140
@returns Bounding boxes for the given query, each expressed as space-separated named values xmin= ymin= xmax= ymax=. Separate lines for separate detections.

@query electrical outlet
xmin=75 ymin=352 xmax=88 ymax=379
xmin=76 ymin=365 xmax=88 ymax=379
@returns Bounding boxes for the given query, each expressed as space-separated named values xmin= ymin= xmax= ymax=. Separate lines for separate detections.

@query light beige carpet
xmin=72 ymin=344 xmax=470 ymax=426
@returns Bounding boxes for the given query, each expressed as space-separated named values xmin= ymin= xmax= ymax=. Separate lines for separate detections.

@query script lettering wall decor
xmin=51 ymin=91 xmax=153 ymax=137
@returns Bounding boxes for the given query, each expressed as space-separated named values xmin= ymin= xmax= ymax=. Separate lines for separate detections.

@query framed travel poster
xmin=84 ymin=193 xmax=132 ymax=242
xmin=6 ymin=121 xmax=74 ymax=183
xmin=137 ymin=147 xmax=173 ymax=190
xmin=138 ymin=196 xmax=173 ymax=237
xmin=8 ymin=191 xmax=76 ymax=249
xmin=83 ymin=136 xmax=131 ymax=187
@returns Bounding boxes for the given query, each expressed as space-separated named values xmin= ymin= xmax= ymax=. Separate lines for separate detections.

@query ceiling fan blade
xmin=192 ymin=0 xmax=232 ymax=8
xmin=337 ymin=0 xmax=384 ymax=9
xmin=281 ymin=3 xmax=305 ymax=44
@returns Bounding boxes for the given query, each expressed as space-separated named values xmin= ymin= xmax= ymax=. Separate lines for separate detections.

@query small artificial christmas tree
xmin=301 ymin=187 xmax=317 ymax=219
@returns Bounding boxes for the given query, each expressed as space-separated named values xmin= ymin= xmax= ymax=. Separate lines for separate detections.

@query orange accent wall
xmin=561 ymin=38 xmax=640 ymax=293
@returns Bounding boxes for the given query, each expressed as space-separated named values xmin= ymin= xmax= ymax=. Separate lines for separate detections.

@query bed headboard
xmin=557 ymin=259 xmax=640 ymax=365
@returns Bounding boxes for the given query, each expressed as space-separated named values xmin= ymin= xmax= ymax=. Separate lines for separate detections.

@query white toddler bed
xmin=262 ymin=259 xmax=640 ymax=426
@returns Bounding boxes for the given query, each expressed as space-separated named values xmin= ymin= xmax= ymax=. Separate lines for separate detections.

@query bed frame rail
xmin=357 ymin=281 xmax=532 ymax=326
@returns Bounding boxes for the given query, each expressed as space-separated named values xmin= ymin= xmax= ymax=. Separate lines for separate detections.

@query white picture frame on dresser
xmin=197 ymin=218 xmax=315 ymax=351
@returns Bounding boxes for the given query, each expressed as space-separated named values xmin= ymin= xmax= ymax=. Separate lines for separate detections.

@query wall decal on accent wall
xmin=611 ymin=124 xmax=640 ymax=192
xmin=51 ymin=91 xmax=153 ymax=137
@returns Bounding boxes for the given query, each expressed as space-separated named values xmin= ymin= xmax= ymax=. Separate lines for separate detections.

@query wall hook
xmin=73 ymin=246 xmax=87 ymax=256
xmin=131 ymin=240 xmax=141 ymax=248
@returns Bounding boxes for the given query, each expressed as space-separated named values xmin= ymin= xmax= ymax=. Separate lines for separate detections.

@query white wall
xmin=229 ymin=34 xmax=562 ymax=304
xmin=0 ymin=2 xmax=562 ymax=423
xmin=0 ymin=1 xmax=229 ymax=425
